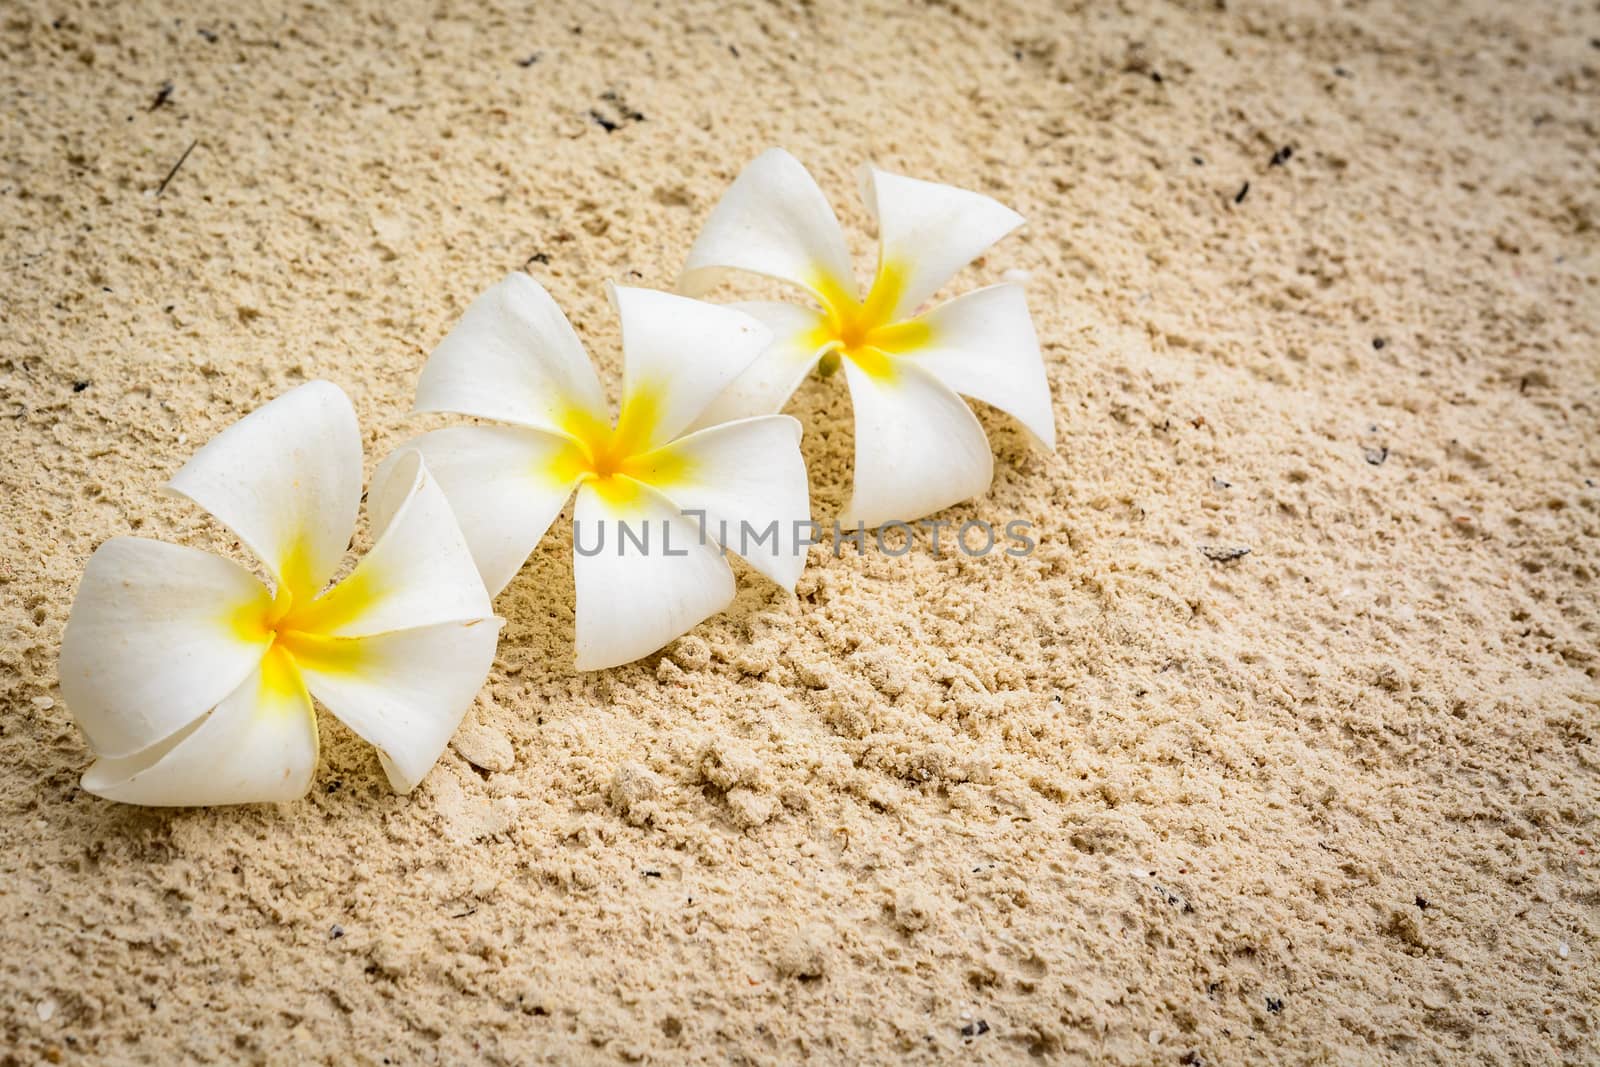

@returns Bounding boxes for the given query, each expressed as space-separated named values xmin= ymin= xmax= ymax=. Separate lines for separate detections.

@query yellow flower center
xmin=552 ymin=385 xmax=693 ymax=504
xmin=228 ymin=539 xmax=378 ymax=703
xmin=808 ymin=260 xmax=931 ymax=381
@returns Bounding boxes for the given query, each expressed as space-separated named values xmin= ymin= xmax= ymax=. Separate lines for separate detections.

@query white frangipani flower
xmin=680 ymin=147 xmax=1056 ymax=529
xmin=58 ymin=381 xmax=502 ymax=806
xmin=383 ymin=274 xmax=811 ymax=671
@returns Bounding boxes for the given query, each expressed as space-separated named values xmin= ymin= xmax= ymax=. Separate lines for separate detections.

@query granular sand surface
xmin=2 ymin=0 xmax=1598 ymax=1063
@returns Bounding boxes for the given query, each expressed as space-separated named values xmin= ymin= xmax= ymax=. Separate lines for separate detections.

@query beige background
xmin=3 ymin=0 xmax=1597 ymax=1062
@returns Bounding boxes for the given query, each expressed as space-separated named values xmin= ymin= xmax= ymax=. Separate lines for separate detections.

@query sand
xmin=3 ymin=0 xmax=1598 ymax=1062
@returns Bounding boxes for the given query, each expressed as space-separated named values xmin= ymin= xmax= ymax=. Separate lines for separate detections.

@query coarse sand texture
xmin=2 ymin=0 xmax=1597 ymax=1063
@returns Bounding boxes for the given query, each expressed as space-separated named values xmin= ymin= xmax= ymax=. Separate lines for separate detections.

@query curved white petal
xmin=81 ymin=650 xmax=317 ymax=806
xmin=293 ymin=619 xmax=502 ymax=793
xmin=289 ymin=453 xmax=493 ymax=638
xmin=646 ymin=415 xmax=811 ymax=591
xmin=679 ymin=147 xmax=856 ymax=303
xmin=689 ymin=302 xmax=830 ymax=430
xmin=60 ymin=537 xmax=272 ymax=759
xmin=908 ymin=284 xmax=1056 ymax=450
xmin=164 ymin=380 xmax=362 ymax=599
xmin=609 ymin=285 xmax=772 ymax=450
xmin=571 ymin=480 xmax=735 ymax=671
xmin=859 ymin=165 xmax=1024 ymax=321
xmin=840 ymin=360 xmax=994 ymax=529
xmin=415 ymin=273 xmax=608 ymax=437
xmin=371 ymin=428 xmax=581 ymax=598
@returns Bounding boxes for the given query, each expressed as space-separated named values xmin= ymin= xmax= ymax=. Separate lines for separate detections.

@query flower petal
xmin=289 ymin=453 xmax=494 ymax=638
xmin=840 ymin=359 xmax=994 ymax=529
xmin=292 ymin=619 xmax=502 ymax=793
xmin=858 ymin=165 xmax=1024 ymax=322
xmin=609 ymin=284 xmax=772 ymax=450
xmin=644 ymin=415 xmax=810 ymax=591
xmin=906 ymin=284 xmax=1056 ymax=450
xmin=688 ymin=302 xmax=831 ymax=429
xmin=371 ymin=428 xmax=582 ymax=598
xmin=414 ymin=273 xmax=608 ymax=436
xmin=81 ymin=649 xmax=318 ymax=806
xmin=679 ymin=147 xmax=856 ymax=303
xmin=571 ymin=480 xmax=735 ymax=671
xmin=60 ymin=537 xmax=272 ymax=759
xmin=165 ymin=380 xmax=362 ymax=599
